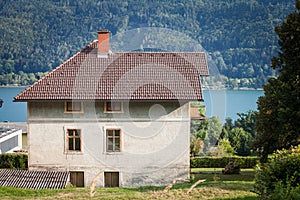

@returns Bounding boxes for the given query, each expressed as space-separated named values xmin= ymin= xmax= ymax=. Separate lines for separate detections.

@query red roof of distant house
xmin=14 ymin=40 xmax=208 ymax=101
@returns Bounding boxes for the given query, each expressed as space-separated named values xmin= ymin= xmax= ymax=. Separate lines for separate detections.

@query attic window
xmin=104 ymin=102 xmax=123 ymax=113
xmin=65 ymin=102 xmax=83 ymax=113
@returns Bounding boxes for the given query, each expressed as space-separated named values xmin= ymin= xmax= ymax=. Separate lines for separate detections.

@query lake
xmin=203 ymin=89 xmax=263 ymax=122
xmin=0 ymin=87 xmax=263 ymax=122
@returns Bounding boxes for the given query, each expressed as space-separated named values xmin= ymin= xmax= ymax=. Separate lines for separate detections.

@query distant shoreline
xmin=1 ymin=85 xmax=263 ymax=91
xmin=202 ymin=87 xmax=263 ymax=91
xmin=0 ymin=85 xmax=28 ymax=88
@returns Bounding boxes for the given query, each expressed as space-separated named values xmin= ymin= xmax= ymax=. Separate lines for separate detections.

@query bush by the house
xmin=190 ymin=156 xmax=259 ymax=168
xmin=253 ymin=145 xmax=300 ymax=199
xmin=0 ymin=153 xmax=28 ymax=169
xmin=268 ymin=181 xmax=300 ymax=200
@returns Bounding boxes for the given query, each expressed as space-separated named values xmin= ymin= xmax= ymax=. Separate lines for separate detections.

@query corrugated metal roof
xmin=0 ymin=122 xmax=27 ymax=134
xmin=0 ymin=170 xmax=69 ymax=189
xmin=14 ymin=40 xmax=209 ymax=101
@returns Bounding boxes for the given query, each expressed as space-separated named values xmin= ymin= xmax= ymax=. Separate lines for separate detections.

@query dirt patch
xmin=56 ymin=193 xmax=74 ymax=198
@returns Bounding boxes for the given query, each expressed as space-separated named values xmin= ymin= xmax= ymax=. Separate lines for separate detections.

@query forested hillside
xmin=0 ymin=0 xmax=296 ymax=87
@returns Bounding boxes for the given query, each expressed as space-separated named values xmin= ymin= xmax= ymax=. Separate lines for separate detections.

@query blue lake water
xmin=203 ymin=90 xmax=263 ymax=122
xmin=0 ymin=87 xmax=263 ymax=122
xmin=0 ymin=87 xmax=27 ymax=122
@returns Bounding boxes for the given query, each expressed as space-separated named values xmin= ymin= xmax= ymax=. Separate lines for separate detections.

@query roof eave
xmin=14 ymin=98 xmax=204 ymax=102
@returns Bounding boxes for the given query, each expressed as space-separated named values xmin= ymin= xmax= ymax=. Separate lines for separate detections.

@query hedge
xmin=190 ymin=156 xmax=259 ymax=168
xmin=0 ymin=153 xmax=28 ymax=169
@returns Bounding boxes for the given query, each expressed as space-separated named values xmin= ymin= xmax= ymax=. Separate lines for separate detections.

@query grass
xmin=191 ymin=168 xmax=255 ymax=182
xmin=0 ymin=168 xmax=258 ymax=200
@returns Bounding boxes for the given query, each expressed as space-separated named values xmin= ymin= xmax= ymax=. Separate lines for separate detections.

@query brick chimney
xmin=97 ymin=30 xmax=110 ymax=58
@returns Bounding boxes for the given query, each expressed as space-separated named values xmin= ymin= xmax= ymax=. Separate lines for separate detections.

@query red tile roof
xmin=14 ymin=41 xmax=208 ymax=101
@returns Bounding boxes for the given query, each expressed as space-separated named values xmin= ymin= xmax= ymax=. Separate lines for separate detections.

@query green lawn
xmin=0 ymin=168 xmax=258 ymax=200
xmin=191 ymin=168 xmax=255 ymax=182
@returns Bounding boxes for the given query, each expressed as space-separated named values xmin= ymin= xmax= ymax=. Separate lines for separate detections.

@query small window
xmin=104 ymin=172 xmax=119 ymax=187
xmin=104 ymin=102 xmax=122 ymax=113
xmin=106 ymin=129 xmax=121 ymax=152
xmin=70 ymin=172 xmax=84 ymax=187
xmin=67 ymin=129 xmax=81 ymax=151
xmin=65 ymin=102 xmax=83 ymax=113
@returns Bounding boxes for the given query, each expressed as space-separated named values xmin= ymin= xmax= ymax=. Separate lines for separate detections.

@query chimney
xmin=97 ymin=30 xmax=110 ymax=58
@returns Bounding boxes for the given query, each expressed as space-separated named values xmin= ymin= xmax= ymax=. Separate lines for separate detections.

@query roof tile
xmin=14 ymin=41 xmax=208 ymax=101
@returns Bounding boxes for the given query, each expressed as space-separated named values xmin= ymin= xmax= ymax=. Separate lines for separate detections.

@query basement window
xmin=104 ymin=172 xmax=119 ymax=187
xmin=70 ymin=171 xmax=84 ymax=187
xmin=65 ymin=102 xmax=83 ymax=113
xmin=104 ymin=102 xmax=123 ymax=113
xmin=67 ymin=129 xmax=81 ymax=152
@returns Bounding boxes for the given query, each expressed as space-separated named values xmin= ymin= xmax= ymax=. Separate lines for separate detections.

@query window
xmin=106 ymin=129 xmax=121 ymax=152
xmin=70 ymin=172 xmax=84 ymax=187
xmin=104 ymin=102 xmax=122 ymax=113
xmin=65 ymin=102 xmax=83 ymax=113
xmin=104 ymin=172 xmax=119 ymax=187
xmin=67 ymin=129 xmax=81 ymax=151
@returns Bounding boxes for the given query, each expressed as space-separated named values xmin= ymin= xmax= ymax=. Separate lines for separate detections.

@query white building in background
xmin=0 ymin=127 xmax=22 ymax=153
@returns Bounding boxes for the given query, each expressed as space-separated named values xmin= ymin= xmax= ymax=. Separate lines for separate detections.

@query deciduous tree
xmin=254 ymin=0 xmax=300 ymax=162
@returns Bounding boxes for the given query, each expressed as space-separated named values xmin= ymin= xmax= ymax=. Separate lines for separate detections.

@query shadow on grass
xmin=217 ymin=196 xmax=258 ymax=200
xmin=120 ymin=170 xmax=255 ymax=193
xmin=122 ymin=180 xmax=255 ymax=194
xmin=192 ymin=171 xmax=255 ymax=182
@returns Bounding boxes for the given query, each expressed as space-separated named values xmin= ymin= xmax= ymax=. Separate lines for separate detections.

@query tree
xmin=212 ymin=138 xmax=236 ymax=157
xmin=254 ymin=0 xmax=300 ymax=162
xmin=229 ymin=127 xmax=251 ymax=156
xmin=191 ymin=116 xmax=222 ymax=154
xmin=220 ymin=117 xmax=233 ymax=139
xmin=190 ymin=135 xmax=204 ymax=157
xmin=191 ymin=118 xmax=209 ymax=152
xmin=207 ymin=116 xmax=223 ymax=147
xmin=235 ymin=110 xmax=257 ymax=139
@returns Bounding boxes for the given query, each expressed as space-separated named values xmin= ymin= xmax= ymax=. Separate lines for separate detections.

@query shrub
xmin=253 ymin=145 xmax=300 ymax=199
xmin=222 ymin=161 xmax=240 ymax=174
xmin=210 ymin=138 xmax=236 ymax=157
xmin=190 ymin=156 xmax=259 ymax=168
xmin=0 ymin=153 xmax=28 ymax=169
xmin=269 ymin=181 xmax=300 ymax=200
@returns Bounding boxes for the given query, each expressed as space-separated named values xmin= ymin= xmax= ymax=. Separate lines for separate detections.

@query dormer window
xmin=104 ymin=102 xmax=123 ymax=113
xmin=65 ymin=102 xmax=83 ymax=113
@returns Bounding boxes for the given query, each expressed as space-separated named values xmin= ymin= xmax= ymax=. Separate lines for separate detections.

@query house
xmin=0 ymin=126 xmax=22 ymax=154
xmin=0 ymin=122 xmax=28 ymax=151
xmin=14 ymin=30 xmax=209 ymax=187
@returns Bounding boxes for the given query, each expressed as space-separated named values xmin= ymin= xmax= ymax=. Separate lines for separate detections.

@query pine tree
xmin=254 ymin=0 xmax=300 ymax=162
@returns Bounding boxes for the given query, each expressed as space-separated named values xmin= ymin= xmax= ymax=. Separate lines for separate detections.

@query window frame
xmin=104 ymin=172 xmax=119 ymax=187
xmin=70 ymin=171 xmax=84 ymax=187
xmin=106 ymin=129 xmax=122 ymax=153
xmin=64 ymin=101 xmax=83 ymax=113
xmin=66 ymin=129 xmax=82 ymax=152
xmin=104 ymin=101 xmax=123 ymax=113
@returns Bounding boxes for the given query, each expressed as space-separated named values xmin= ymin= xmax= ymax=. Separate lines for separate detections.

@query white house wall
xmin=28 ymin=101 xmax=190 ymax=187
